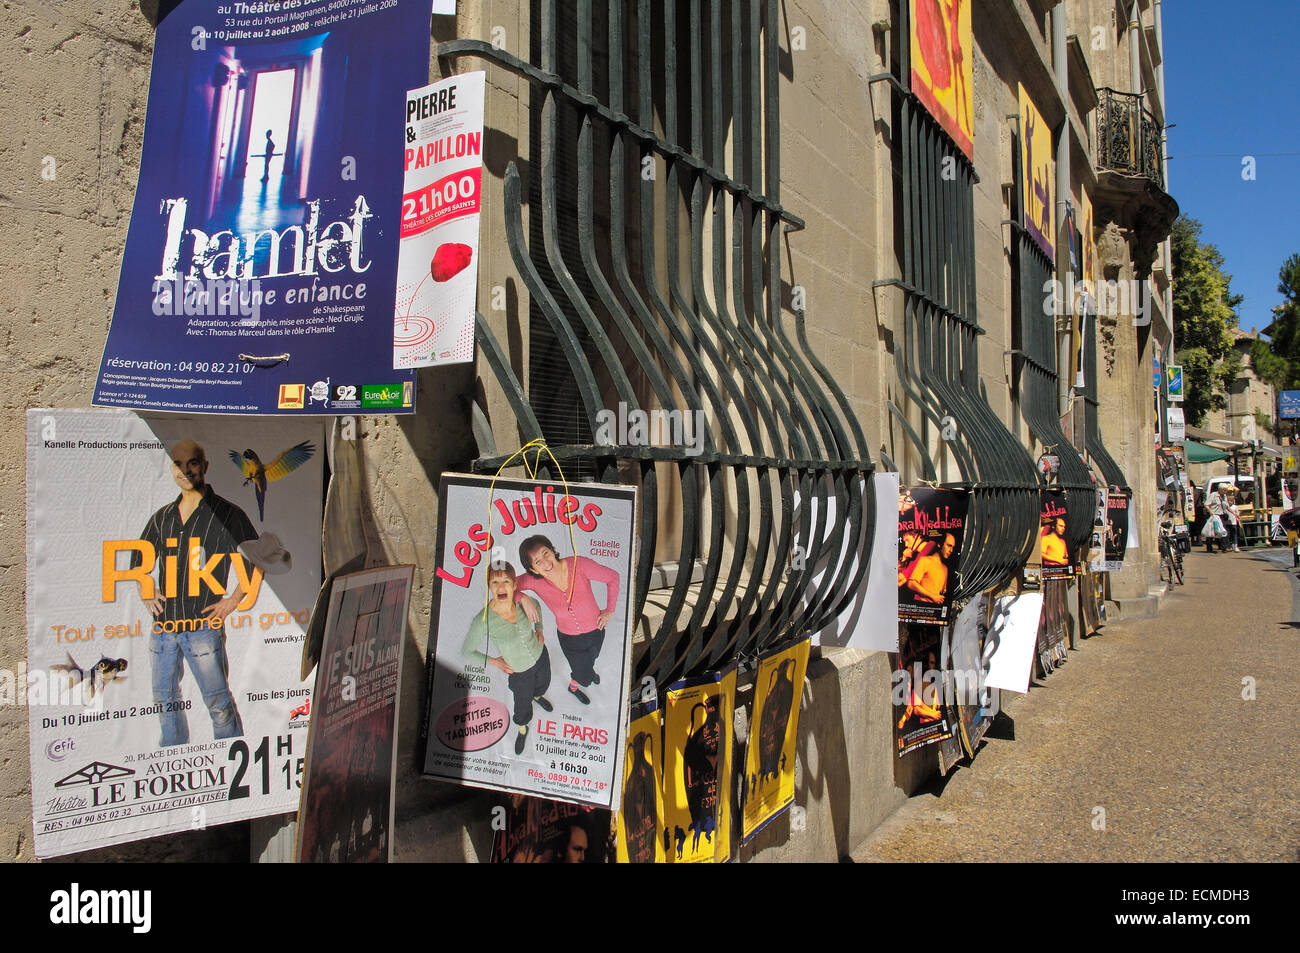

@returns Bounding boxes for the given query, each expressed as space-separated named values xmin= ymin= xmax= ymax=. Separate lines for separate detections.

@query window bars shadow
xmin=441 ymin=0 xmax=874 ymax=687
xmin=1012 ymin=233 xmax=1097 ymax=560
xmin=882 ymin=88 xmax=1040 ymax=601
xmin=1080 ymin=308 xmax=1129 ymax=493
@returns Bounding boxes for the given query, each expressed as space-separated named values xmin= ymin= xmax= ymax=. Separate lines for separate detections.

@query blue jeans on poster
xmin=149 ymin=627 xmax=244 ymax=747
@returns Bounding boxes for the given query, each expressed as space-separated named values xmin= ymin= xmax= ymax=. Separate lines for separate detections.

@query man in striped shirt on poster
xmin=133 ymin=439 xmax=259 ymax=747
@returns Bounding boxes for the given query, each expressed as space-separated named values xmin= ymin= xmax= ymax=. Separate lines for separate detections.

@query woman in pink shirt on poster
xmin=516 ymin=535 xmax=619 ymax=706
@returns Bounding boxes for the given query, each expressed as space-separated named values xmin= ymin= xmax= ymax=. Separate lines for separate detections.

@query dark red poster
xmin=1039 ymin=489 xmax=1074 ymax=580
xmin=898 ymin=488 xmax=969 ymax=625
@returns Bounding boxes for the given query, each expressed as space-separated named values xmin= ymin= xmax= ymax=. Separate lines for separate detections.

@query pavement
xmin=850 ymin=546 xmax=1300 ymax=862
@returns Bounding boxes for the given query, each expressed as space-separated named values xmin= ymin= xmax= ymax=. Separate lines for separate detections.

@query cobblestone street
xmin=853 ymin=548 xmax=1300 ymax=862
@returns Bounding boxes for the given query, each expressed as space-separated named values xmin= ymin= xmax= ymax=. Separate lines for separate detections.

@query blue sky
xmin=1163 ymin=0 xmax=1300 ymax=335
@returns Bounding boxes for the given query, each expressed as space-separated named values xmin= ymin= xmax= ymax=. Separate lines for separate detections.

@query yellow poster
xmin=1018 ymin=83 xmax=1054 ymax=259
xmin=740 ymin=638 xmax=810 ymax=844
xmin=615 ymin=700 xmax=665 ymax=863
xmin=663 ymin=667 xmax=736 ymax=863
xmin=910 ymin=0 xmax=973 ymax=159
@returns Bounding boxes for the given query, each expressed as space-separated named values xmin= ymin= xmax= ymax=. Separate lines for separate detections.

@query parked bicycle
xmin=1159 ymin=515 xmax=1184 ymax=586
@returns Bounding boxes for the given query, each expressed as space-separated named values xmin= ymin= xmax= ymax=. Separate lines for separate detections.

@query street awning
xmin=1185 ymin=425 xmax=1244 ymax=450
xmin=1184 ymin=439 xmax=1230 ymax=463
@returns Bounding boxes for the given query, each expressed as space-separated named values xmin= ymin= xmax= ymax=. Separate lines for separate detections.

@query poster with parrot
xmin=740 ymin=637 xmax=810 ymax=844
xmin=909 ymin=0 xmax=973 ymax=159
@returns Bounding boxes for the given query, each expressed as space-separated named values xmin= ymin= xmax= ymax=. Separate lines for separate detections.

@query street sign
xmin=1281 ymin=390 xmax=1300 ymax=419
xmin=1167 ymin=364 xmax=1184 ymax=401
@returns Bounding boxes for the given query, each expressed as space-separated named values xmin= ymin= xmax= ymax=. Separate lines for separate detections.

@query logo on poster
xmin=308 ymin=380 xmax=330 ymax=408
xmin=362 ymin=384 xmax=410 ymax=408
xmin=278 ymin=384 xmax=305 ymax=409
xmin=45 ymin=737 xmax=76 ymax=762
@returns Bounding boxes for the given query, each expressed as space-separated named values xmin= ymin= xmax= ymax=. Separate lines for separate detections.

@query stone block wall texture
xmin=0 ymin=1 xmax=1169 ymax=863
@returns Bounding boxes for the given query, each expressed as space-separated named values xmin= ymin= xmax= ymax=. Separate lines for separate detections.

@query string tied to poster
xmin=482 ymin=438 xmax=580 ymax=623
xmin=238 ymin=352 xmax=291 ymax=369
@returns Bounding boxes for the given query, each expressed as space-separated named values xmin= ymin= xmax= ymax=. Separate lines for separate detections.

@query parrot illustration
xmin=228 ymin=440 xmax=315 ymax=521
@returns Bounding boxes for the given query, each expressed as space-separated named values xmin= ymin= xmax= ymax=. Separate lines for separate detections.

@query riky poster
xmin=422 ymin=475 xmax=636 ymax=810
xmin=663 ymin=667 xmax=736 ymax=863
xmin=25 ymin=409 xmax=323 ymax=857
xmin=296 ymin=565 xmax=412 ymax=863
xmin=1039 ymin=488 xmax=1074 ymax=580
xmin=898 ymin=487 xmax=969 ymax=625
xmin=740 ymin=637 xmax=810 ymax=843
xmin=616 ymin=698 xmax=665 ymax=863
xmin=490 ymin=794 xmax=612 ymax=863
xmin=909 ymin=0 xmax=973 ymax=159
xmin=93 ymin=0 xmax=432 ymax=414
xmin=395 ymin=72 xmax=485 ymax=368
xmin=894 ymin=624 xmax=955 ymax=756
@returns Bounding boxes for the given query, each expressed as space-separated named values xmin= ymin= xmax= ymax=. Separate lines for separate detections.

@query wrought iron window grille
xmin=879 ymin=13 xmax=1042 ymax=604
xmin=443 ymin=0 xmax=874 ymax=686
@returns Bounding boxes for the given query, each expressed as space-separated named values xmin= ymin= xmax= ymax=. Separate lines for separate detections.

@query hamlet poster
xmin=93 ymin=0 xmax=432 ymax=415
xmin=25 ymin=409 xmax=323 ymax=857
xmin=421 ymin=475 xmax=636 ymax=810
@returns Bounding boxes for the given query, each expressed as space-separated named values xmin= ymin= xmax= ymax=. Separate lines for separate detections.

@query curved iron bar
xmin=889 ymin=84 xmax=1041 ymax=601
xmin=1013 ymin=234 xmax=1096 ymax=562
xmin=444 ymin=0 xmax=874 ymax=687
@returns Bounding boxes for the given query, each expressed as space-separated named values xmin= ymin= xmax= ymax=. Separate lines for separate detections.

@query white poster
xmin=982 ymin=592 xmax=1043 ymax=694
xmin=1167 ymin=406 xmax=1186 ymax=444
xmin=394 ymin=72 xmax=485 ymax=368
xmin=422 ymin=474 xmax=636 ymax=810
xmin=804 ymin=472 xmax=900 ymax=652
xmin=25 ymin=409 xmax=323 ymax=857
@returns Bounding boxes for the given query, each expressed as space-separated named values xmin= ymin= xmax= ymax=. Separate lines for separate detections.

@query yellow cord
xmin=482 ymin=438 xmax=582 ymax=621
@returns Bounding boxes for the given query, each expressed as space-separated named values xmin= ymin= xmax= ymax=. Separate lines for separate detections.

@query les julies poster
xmin=422 ymin=475 xmax=637 ymax=811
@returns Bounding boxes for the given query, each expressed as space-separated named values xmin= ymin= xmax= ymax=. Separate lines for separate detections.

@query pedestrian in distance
xmin=1205 ymin=486 xmax=1229 ymax=554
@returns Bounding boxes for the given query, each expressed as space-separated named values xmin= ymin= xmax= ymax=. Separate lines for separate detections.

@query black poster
xmin=898 ymin=488 xmax=969 ymax=625
xmin=1039 ymin=489 xmax=1073 ymax=580
xmin=1104 ymin=491 xmax=1130 ymax=570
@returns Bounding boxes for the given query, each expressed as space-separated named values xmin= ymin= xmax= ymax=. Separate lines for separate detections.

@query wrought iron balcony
xmin=1095 ymin=87 xmax=1165 ymax=190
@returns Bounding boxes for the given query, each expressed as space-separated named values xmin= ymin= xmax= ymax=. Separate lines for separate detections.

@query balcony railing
xmin=1095 ymin=87 xmax=1165 ymax=190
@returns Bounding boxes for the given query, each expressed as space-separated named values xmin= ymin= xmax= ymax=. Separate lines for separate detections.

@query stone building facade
xmin=0 ymin=0 xmax=1176 ymax=862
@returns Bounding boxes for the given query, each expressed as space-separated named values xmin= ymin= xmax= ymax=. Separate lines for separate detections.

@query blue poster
xmin=1281 ymin=391 xmax=1300 ymax=420
xmin=94 ymin=0 xmax=432 ymax=415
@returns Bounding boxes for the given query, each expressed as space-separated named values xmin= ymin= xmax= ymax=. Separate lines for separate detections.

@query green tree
xmin=1258 ymin=252 xmax=1300 ymax=388
xmin=1170 ymin=216 xmax=1242 ymax=427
